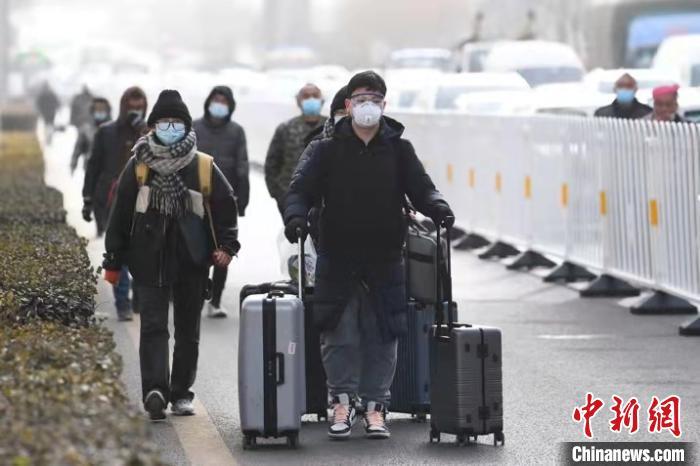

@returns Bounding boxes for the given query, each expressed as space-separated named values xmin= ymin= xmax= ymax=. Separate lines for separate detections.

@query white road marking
xmin=124 ymin=316 xmax=239 ymax=466
xmin=537 ymin=334 xmax=615 ymax=340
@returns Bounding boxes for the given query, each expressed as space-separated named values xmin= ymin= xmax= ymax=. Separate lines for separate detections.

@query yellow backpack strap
xmin=135 ymin=161 xmax=149 ymax=187
xmin=197 ymin=152 xmax=214 ymax=199
xmin=197 ymin=152 xmax=218 ymax=247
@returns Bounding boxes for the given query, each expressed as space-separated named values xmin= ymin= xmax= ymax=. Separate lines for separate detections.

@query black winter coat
xmin=192 ymin=86 xmax=249 ymax=215
xmin=284 ymin=116 xmax=448 ymax=262
xmin=103 ymin=155 xmax=240 ymax=287
xmin=594 ymin=99 xmax=652 ymax=119
xmin=83 ymin=87 xmax=148 ymax=206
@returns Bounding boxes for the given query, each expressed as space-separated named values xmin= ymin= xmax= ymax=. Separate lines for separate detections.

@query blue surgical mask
xmin=616 ymin=88 xmax=635 ymax=105
xmin=156 ymin=127 xmax=186 ymax=146
xmin=93 ymin=111 xmax=108 ymax=122
xmin=208 ymin=101 xmax=229 ymax=119
xmin=301 ymin=98 xmax=322 ymax=116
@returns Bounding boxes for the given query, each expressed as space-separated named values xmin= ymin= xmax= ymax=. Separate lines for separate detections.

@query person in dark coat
xmin=70 ymin=97 xmax=111 ymax=174
xmin=35 ymin=82 xmax=60 ymax=142
xmin=103 ymin=90 xmax=240 ymax=421
xmin=83 ymin=86 xmax=148 ymax=321
xmin=69 ymin=85 xmax=94 ymax=128
xmin=283 ymin=71 xmax=454 ymax=441
xmin=265 ymin=83 xmax=327 ymax=216
xmin=193 ymin=85 xmax=249 ymax=318
xmin=594 ymin=73 xmax=652 ymax=119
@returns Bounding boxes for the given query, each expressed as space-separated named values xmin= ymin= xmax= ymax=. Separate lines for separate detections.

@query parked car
xmin=411 ymin=72 xmax=531 ymax=112
xmin=483 ymin=40 xmax=585 ymax=87
xmin=652 ymin=34 xmax=700 ymax=88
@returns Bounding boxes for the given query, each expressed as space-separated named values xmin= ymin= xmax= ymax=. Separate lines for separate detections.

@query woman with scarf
xmin=103 ymin=90 xmax=240 ymax=421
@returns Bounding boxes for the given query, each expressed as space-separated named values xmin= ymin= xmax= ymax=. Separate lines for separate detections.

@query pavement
xmin=42 ymin=120 xmax=700 ymax=466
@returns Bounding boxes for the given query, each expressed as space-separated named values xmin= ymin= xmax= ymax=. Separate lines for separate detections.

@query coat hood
xmin=204 ymin=85 xmax=237 ymax=120
xmin=117 ymin=86 xmax=148 ymax=122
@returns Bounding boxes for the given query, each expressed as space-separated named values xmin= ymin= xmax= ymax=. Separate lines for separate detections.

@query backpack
xmin=135 ymin=152 xmax=218 ymax=248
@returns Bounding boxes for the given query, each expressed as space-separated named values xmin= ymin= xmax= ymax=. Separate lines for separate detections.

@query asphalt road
xmin=43 ymin=123 xmax=700 ymax=466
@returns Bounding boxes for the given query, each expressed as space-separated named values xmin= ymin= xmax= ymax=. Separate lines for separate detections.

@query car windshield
xmin=692 ymin=64 xmax=700 ymax=87
xmin=685 ymin=109 xmax=700 ymax=123
xmin=435 ymin=85 xmax=521 ymax=109
xmin=598 ymin=78 xmax=673 ymax=94
xmin=517 ymin=67 xmax=583 ymax=87
xmin=388 ymin=56 xmax=450 ymax=71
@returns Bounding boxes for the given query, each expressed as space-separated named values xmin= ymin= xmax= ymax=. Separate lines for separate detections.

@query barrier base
xmin=478 ymin=241 xmax=520 ymax=260
xmin=679 ymin=317 xmax=700 ymax=336
xmin=630 ymin=291 xmax=698 ymax=315
xmin=506 ymin=250 xmax=556 ymax=271
xmin=449 ymin=226 xmax=467 ymax=241
xmin=454 ymin=233 xmax=490 ymax=250
xmin=543 ymin=261 xmax=596 ymax=283
xmin=580 ymin=274 xmax=641 ymax=298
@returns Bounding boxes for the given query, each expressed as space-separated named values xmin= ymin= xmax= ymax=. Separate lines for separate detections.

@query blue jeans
xmin=113 ymin=266 xmax=131 ymax=312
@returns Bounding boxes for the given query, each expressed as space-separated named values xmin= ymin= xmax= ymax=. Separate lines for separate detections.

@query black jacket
xmin=193 ymin=86 xmax=250 ymax=215
xmin=83 ymin=87 xmax=148 ymax=206
xmin=103 ymin=155 xmax=240 ymax=287
xmin=594 ymin=99 xmax=652 ymax=119
xmin=284 ymin=116 xmax=449 ymax=262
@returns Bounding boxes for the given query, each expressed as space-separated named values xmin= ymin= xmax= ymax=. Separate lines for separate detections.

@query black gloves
xmin=82 ymin=201 xmax=93 ymax=222
xmin=431 ymin=204 xmax=455 ymax=228
xmin=284 ymin=217 xmax=308 ymax=244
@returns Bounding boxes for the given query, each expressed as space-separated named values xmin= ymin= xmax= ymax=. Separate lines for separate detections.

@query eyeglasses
xmin=350 ymin=93 xmax=384 ymax=105
xmin=155 ymin=121 xmax=185 ymax=131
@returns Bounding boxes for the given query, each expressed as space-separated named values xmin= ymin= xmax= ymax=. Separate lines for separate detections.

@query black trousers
xmin=210 ymin=265 xmax=228 ymax=308
xmin=136 ymin=274 xmax=206 ymax=404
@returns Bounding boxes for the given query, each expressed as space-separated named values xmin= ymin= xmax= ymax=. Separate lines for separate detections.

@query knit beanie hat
xmin=147 ymin=90 xmax=192 ymax=130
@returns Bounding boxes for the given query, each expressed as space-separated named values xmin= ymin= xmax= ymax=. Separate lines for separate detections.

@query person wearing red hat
xmin=648 ymin=84 xmax=686 ymax=123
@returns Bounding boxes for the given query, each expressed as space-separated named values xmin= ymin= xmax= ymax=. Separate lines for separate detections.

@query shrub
xmin=0 ymin=130 xmax=162 ymax=464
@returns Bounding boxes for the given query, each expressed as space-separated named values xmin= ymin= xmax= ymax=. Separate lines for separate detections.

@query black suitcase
xmin=239 ymin=244 xmax=327 ymax=421
xmin=429 ymin=219 xmax=505 ymax=446
xmin=391 ymin=217 xmax=453 ymax=420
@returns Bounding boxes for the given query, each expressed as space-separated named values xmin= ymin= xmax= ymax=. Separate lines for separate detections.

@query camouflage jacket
xmin=264 ymin=115 xmax=327 ymax=201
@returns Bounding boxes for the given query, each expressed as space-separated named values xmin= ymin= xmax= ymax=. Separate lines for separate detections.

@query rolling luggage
xmin=238 ymin=236 xmax=308 ymax=449
xmin=238 ymin=288 xmax=327 ymax=420
xmin=429 ymin=219 xmax=505 ymax=446
xmin=390 ymin=218 xmax=453 ymax=419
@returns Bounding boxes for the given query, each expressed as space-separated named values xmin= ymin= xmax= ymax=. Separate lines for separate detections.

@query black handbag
xmin=178 ymin=211 xmax=214 ymax=266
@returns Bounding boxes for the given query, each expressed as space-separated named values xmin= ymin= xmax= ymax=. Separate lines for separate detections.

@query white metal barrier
xmin=395 ymin=112 xmax=700 ymax=304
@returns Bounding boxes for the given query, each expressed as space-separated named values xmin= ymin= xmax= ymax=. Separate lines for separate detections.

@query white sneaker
xmin=328 ymin=394 xmax=356 ymax=440
xmin=207 ymin=302 xmax=228 ymax=318
xmin=171 ymin=398 xmax=195 ymax=416
xmin=363 ymin=401 xmax=390 ymax=439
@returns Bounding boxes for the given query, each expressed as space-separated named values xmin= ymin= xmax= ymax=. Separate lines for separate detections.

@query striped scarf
xmin=133 ymin=131 xmax=197 ymax=218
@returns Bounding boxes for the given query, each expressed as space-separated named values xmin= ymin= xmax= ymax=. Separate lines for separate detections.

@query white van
xmin=652 ymin=34 xmax=700 ymax=88
xmin=482 ymin=40 xmax=585 ymax=88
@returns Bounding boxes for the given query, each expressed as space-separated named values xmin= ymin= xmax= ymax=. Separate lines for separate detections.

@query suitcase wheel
xmin=494 ymin=431 xmax=505 ymax=446
xmin=317 ymin=410 xmax=328 ymax=421
xmin=286 ymin=432 xmax=299 ymax=449
xmin=412 ymin=413 xmax=427 ymax=423
xmin=243 ymin=434 xmax=257 ymax=450
xmin=456 ymin=433 xmax=468 ymax=446
xmin=429 ymin=425 xmax=441 ymax=444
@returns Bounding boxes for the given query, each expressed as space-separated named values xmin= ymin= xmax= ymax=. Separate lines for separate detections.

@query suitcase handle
xmin=296 ymin=227 xmax=305 ymax=300
xmin=275 ymin=352 xmax=285 ymax=385
xmin=435 ymin=216 xmax=455 ymax=331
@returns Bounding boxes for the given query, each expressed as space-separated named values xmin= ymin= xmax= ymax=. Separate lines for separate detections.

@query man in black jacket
xmin=83 ymin=86 xmax=148 ymax=321
xmin=284 ymin=71 xmax=453 ymax=440
xmin=594 ymin=73 xmax=652 ymax=119
xmin=103 ymin=90 xmax=240 ymax=421
xmin=193 ymin=85 xmax=249 ymax=318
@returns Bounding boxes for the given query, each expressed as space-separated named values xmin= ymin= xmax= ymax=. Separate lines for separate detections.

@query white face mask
xmin=351 ymin=102 xmax=382 ymax=128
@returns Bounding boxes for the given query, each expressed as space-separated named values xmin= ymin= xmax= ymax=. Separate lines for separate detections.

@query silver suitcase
xmin=238 ymin=240 xmax=307 ymax=449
